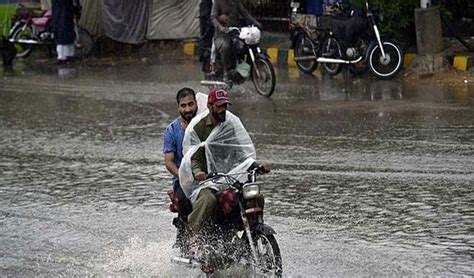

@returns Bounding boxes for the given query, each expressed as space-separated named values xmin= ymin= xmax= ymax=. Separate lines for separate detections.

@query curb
xmin=452 ymin=55 xmax=473 ymax=71
xmin=182 ymin=42 xmax=473 ymax=71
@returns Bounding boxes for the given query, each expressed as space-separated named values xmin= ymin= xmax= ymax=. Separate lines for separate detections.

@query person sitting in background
xmin=0 ymin=36 xmax=17 ymax=70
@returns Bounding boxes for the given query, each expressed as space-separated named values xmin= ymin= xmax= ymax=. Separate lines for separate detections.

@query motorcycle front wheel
xmin=251 ymin=57 xmax=276 ymax=98
xmin=10 ymin=23 xmax=34 ymax=58
xmin=254 ymin=233 xmax=283 ymax=277
xmin=368 ymin=41 xmax=403 ymax=79
xmin=293 ymin=33 xmax=318 ymax=74
xmin=321 ymin=37 xmax=342 ymax=76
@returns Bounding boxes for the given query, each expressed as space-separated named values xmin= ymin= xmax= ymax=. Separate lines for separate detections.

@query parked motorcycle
xmin=290 ymin=1 xmax=403 ymax=79
xmin=8 ymin=5 xmax=93 ymax=59
xmin=201 ymin=26 xmax=276 ymax=97
xmin=168 ymin=167 xmax=283 ymax=276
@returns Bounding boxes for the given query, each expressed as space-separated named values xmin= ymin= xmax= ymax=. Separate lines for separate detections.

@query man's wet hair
xmin=176 ymin=87 xmax=196 ymax=104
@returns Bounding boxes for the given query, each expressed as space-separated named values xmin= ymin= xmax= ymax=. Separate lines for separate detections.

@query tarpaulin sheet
xmin=147 ymin=0 xmax=199 ymax=40
xmin=55 ymin=0 xmax=201 ymax=42
xmin=102 ymin=0 xmax=151 ymax=44
xmin=78 ymin=0 xmax=103 ymax=37
xmin=40 ymin=0 xmax=51 ymax=10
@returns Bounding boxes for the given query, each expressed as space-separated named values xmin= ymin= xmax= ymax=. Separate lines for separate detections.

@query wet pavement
xmin=1 ymin=59 xmax=473 ymax=276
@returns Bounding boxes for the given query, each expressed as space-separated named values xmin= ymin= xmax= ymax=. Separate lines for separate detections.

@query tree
xmin=350 ymin=0 xmax=419 ymax=43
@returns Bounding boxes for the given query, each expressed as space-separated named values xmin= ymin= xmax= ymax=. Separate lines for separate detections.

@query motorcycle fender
xmin=364 ymin=41 xmax=379 ymax=61
xmin=290 ymin=29 xmax=305 ymax=49
xmin=9 ymin=21 xmax=22 ymax=37
xmin=257 ymin=51 xmax=270 ymax=61
xmin=255 ymin=223 xmax=276 ymax=236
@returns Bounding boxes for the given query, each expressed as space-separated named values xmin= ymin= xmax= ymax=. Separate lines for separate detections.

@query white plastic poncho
xmin=179 ymin=109 xmax=257 ymax=204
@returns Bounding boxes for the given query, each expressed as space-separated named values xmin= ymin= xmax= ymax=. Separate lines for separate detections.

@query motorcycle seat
xmin=32 ymin=10 xmax=52 ymax=27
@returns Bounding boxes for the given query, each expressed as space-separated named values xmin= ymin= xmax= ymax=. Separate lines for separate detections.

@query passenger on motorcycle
xmin=210 ymin=0 xmax=262 ymax=81
xmin=163 ymin=88 xmax=198 ymax=250
xmin=179 ymin=88 xmax=271 ymax=248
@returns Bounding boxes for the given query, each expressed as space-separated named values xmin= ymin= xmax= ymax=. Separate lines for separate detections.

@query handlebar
xmin=221 ymin=25 xmax=260 ymax=34
xmin=199 ymin=167 xmax=261 ymax=187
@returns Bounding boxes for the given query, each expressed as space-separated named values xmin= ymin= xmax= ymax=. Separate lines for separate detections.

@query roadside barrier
xmin=182 ymin=41 xmax=473 ymax=71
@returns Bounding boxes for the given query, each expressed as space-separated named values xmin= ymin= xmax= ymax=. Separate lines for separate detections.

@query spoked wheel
xmin=10 ymin=23 xmax=34 ymax=58
xmin=321 ymin=37 xmax=342 ymax=76
xmin=253 ymin=234 xmax=283 ymax=278
xmin=293 ymin=33 xmax=318 ymax=74
xmin=74 ymin=25 xmax=94 ymax=59
xmin=251 ymin=57 xmax=276 ymax=97
xmin=368 ymin=41 xmax=403 ymax=79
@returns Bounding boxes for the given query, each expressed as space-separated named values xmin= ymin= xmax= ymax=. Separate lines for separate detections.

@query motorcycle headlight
xmin=242 ymin=183 xmax=261 ymax=199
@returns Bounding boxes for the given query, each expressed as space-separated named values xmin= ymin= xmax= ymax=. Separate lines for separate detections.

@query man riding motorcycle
xmin=178 ymin=89 xmax=270 ymax=251
xmin=210 ymin=0 xmax=262 ymax=81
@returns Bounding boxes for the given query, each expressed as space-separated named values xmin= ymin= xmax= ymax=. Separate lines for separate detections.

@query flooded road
xmin=1 ymin=60 xmax=473 ymax=276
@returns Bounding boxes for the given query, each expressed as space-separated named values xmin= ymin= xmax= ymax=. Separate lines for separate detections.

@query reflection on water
xmin=0 ymin=64 xmax=473 ymax=276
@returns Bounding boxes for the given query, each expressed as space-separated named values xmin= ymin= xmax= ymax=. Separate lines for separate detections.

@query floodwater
xmin=1 ymin=59 xmax=473 ymax=277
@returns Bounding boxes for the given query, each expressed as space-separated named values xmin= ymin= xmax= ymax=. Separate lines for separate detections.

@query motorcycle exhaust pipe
xmin=171 ymin=256 xmax=201 ymax=268
xmin=316 ymin=57 xmax=363 ymax=64
xmin=9 ymin=38 xmax=40 ymax=44
xmin=294 ymin=56 xmax=317 ymax=62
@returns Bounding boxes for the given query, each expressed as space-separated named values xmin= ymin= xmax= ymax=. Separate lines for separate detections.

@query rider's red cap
xmin=208 ymin=89 xmax=231 ymax=106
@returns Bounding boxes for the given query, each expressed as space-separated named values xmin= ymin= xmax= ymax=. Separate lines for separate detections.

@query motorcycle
xmin=8 ymin=4 xmax=93 ymax=59
xmin=290 ymin=1 xmax=403 ymax=79
xmin=201 ymin=26 xmax=276 ymax=97
xmin=168 ymin=167 xmax=283 ymax=276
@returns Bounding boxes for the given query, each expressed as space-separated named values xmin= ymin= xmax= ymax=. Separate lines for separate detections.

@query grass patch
xmin=0 ymin=4 xmax=16 ymax=36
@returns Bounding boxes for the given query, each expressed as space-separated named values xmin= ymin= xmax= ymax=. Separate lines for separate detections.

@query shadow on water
xmin=0 ymin=60 xmax=473 ymax=276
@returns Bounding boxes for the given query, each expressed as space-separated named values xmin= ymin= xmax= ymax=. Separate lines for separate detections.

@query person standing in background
xmin=52 ymin=0 xmax=81 ymax=64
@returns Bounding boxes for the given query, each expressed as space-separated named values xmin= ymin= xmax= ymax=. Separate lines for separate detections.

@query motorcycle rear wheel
xmin=10 ymin=23 xmax=34 ymax=58
xmin=368 ymin=41 xmax=403 ymax=79
xmin=321 ymin=37 xmax=342 ymax=76
xmin=254 ymin=233 xmax=283 ymax=277
xmin=293 ymin=33 xmax=318 ymax=74
xmin=251 ymin=57 xmax=276 ymax=98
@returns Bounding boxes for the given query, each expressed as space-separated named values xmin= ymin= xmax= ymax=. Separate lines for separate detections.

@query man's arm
xmin=163 ymin=124 xmax=180 ymax=177
xmin=211 ymin=1 xmax=229 ymax=32
xmin=191 ymin=147 xmax=207 ymax=181
xmin=211 ymin=2 xmax=222 ymax=29
xmin=238 ymin=2 xmax=261 ymax=28
xmin=164 ymin=152 xmax=179 ymax=177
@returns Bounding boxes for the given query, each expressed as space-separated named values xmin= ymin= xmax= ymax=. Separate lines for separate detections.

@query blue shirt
xmin=163 ymin=117 xmax=185 ymax=169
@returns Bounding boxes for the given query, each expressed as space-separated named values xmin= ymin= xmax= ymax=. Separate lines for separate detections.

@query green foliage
xmin=0 ymin=4 xmax=15 ymax=36
xmin=350 ymin=0 xmax=419 ymax=43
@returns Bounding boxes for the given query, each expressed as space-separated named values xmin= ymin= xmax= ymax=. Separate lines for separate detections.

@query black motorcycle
xmin=168 ymin=167 xmax=283 ymax=276
xmin=290 ymin=1 xmax=403 ymax=79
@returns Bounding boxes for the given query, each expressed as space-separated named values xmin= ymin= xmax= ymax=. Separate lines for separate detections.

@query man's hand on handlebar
xmin=258 ymin=161 xmax=272 ymax=174
xmin=219 ymin=26 xmax=229 ymax=33
xmin=195 ymin=171 xmax=207 ymax=182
